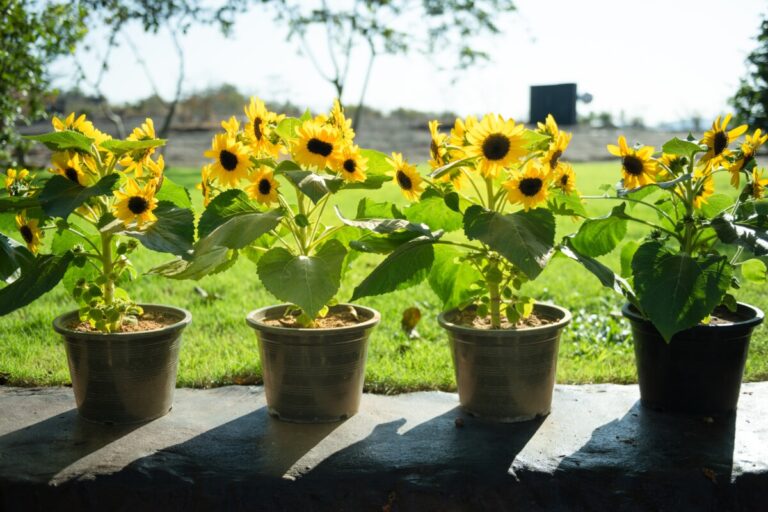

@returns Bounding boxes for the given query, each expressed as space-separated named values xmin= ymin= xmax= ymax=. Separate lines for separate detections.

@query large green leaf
xmin=661 ymin=137 xmax=705 ymax=158
xmin=39 ymin=174 xmax=120 ymax=219
xmin=350 ymin=230 xmax=423 ymax=254
xmin=148 ymin=246 xmax=236 ymax=281
xmin=337 ymin=206 xmax=437 ymax=237
xmin=197 ymin=190 xmax=283 ymax=250
xmin=123 ymin=202 xmax=195 ymax=257
xmin=570 ymin=204 xmax=628 ymax=257
xmin=282 ymin=170 xmax=339 ymax=204
xmin=355 ymin=198 xmax=404 ymax=219
xmin=359 ymin=149 xmax=390 ymax=175
xmin=0 ymin=252 xmax=74 ymax=316
xmin=351 ymin=237 xmax=435 ymax=300
xmin=559 ymin=241 xmax=636 ymax=301
xmin=0 ymin=233 xmax=34 ymax=282
xmin=547 ymin=190 xmax=588 ymax=217
xmin=24 ymin=130 xmax=94 ymax=153
xmin=156 ymin=177 xmax=192 ymax=208
xmin=631 ymin=241 xmax=732 ymax=341
xmin=100 ymin=138 xmax=166 ymax=156
xmin=275 ymin=117 xmax=301 ymax=142
xmin=257 ymin=239 xmax=347 ymax=318
xmin=463 ymin=205 xmax=555 ymax=279
xmin=428 ymin=245 xmax=483 ymax=310
xmin=404 ymin=194 xmax=463 ymax=232
xmin=0 ymin=195 xmax=39 ymax=213
xmin=710 ymin=215 xmax=768 ymax=256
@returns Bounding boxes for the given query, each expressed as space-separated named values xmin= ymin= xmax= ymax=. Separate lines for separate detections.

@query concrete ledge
xmin=1 ymin=384 xmax=766 ymax=511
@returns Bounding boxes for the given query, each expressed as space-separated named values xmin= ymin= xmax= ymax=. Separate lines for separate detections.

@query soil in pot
xmin=623 ymin=302 xmax=764 ymax=416
xmin=54 ymin=304 xmax=192 ymax=425
xmin=439 ymin=303 xmax=572 ymax=423
xmin=246 ymin=304 xmax=381 ymax=423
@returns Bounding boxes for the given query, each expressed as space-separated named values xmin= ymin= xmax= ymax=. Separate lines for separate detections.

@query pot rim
xmin=246 ymin=303 xmax=381 ymax=334
xmin=621 ymin=301 xmax=765 ymax=332
xmin=437 ymin=302 xmax=572 ymax=336
xmin=52 ymin=303 xmax=192 ymax=340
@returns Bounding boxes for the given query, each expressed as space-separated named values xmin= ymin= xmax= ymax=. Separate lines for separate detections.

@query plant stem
xmin=101 ymin=232 xmax=115 ymax=305
xmin=485 ymin=176 xmax=495 ymax=210
xmin=487 ymin=259 xmax=502 ymax=329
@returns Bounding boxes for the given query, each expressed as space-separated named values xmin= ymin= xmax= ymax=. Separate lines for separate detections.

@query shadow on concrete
xmin=0 ymin=408 xmax=143 ymax=483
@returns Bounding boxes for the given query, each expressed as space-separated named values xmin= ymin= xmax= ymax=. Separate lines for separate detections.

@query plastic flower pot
xmin=246 ymin=304 xmax=380 ymax=423
xmin=438 ymin=303 xmax=572 ymax=422
xmin=623 ymin=302 xmax=764 ymax=416
xmin=53 ymin=304 xmax=192 ymax=424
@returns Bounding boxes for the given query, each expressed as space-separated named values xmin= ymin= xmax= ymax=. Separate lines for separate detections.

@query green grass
xmin=1 ymin=162 xmax=766 ymax=391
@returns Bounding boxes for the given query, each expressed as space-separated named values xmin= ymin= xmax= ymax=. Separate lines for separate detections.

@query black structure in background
xmin=529 ymin=83 xmax=578 ymax=126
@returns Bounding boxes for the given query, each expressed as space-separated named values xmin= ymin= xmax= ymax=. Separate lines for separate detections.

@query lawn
xmin=1 ymin=161 xmax=766 ymax=391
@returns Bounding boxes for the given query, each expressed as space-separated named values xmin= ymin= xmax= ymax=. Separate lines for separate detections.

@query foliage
xmin=153 ymin=98 xmax=393 ymax=326
xmin=349 ymin=113 xmax=582 ymax=329
xmin=567 ymin=117 xmax=768 ymax=341
xmin=731 ymin=14 xmax=768 ymax=129
xmin=0 ymin=114 xmax=193 ymax=331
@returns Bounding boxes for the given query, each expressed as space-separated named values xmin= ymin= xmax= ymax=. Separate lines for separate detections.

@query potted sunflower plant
xmin=343 ymin=113 xmax=582 ymax=422
xmin=0 ymin=114 xmax=195 ymax=424
xmin=563 ymin=114 xmax=767 ymax=415
xmin=152 ymin=99 xmax=392 ymax=423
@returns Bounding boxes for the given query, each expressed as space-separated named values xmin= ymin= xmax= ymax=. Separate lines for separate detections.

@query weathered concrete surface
xmin=0 ymin=384 xmax=766 ymax=511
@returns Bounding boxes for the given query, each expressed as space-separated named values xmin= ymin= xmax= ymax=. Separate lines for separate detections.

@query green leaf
xmin=355 ymin=198 xmax=404 ymax=219
xmin=404 ymin=195 xmax=463 ymax=232
xmin=742 ymin=258 xmax=767 ymax=283
xmin=523 ymin=129 xmax=550 ymax=148
xmin=197 ymin=189 xmax=283 ymax=249
xmin=463 ymin=205 xmax=555 ymax=279
xmin=39 ymin=174 xmax=120 ymax=219
xmin=0 ymin=252 xmax=74 ymax=316
xmin=156 ymin=177 xmax=192 ymax=208
xmin=619 ymin=241 xmax=640 ymax=278
xmin=351 ymin=237 xmax=435 ymax=300
xmin=24 ymin=130 xmax=94 ymax=153
xmin=428 ymin=245 xmax=483 ymax=310
xmin=547 ymin=190 xmax=588 ymax=217
xmin=570 ymin=204 xmax=628 ymax=257
xmin=350 ymin=230 xmax=423 ymax=254
xmin=0 ymin=195 xmax=39 ymax=213
xmin=342 ymin=174 xmax=390 ymax=190
xmin=0 ymin=232 xmax=34 ymax=282
xmin=123 ymin=202 xmax=195 ymax=257
xmin=282 ymin=170 xmax=336 ymax=204
xmin=336 ymin=206 xmax=438 ymax=238
xmin=429 ymin=156 xmax=475 ymax=180
xmin=711 ymin=215 xmax=768 ymax=256
xmin=274 ymin=160 xmax=302 ymax=173
xmin=661 ymin=137 xmax=705 ymax=158
xmin=148 ymin=247 xmax=236 ymax=281
xmin=699 ymin=194 xmax=732 ymax=219
xmin=275 ymin=117 xmax=301 ymax=142
xmin=559 ymin=240 xmax=636 ymax=301
xmin=257 ymin=239 xmax=347 ymax=318
xmin=100 ymin=138 xmax=166 ymax=156
xmin=632 ymin=241 xmax=732 ymax=341
xmin=359 ymin=149 xmax=391 ymax=175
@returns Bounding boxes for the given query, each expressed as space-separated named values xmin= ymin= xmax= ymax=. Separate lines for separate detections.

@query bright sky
xmin=51 ymin=0 xmax=767 ymax=126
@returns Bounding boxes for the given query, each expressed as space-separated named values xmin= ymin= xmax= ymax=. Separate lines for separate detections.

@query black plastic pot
xmin=246 ymin=304 xmax=380 ymax=423
xmin=438 ymin=303 xmax=572 ymax=422
xmin=622 ymin=302 xmax=764 ymax=416
xmin=53 ymin=304 xmax=192 ymax=424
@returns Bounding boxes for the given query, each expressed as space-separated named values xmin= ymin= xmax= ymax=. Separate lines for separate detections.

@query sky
xmin=50 ymin=0 xmax=768 ymax=126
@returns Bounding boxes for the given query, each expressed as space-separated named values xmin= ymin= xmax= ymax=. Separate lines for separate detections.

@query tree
xmin=732 ymin=14 xmax=768 ymax=130
xmin=270 ymin=0 xmax=516 ymax=128
xmin=0 ymin=1 xmax=87 ymax=167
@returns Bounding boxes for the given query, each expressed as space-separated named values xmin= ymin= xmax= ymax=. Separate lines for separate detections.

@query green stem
xmin=487 ymin=259 xmax=502 ymax=329
xmin=485 ymin=176 xmax=495 ymax=210
xmin=101 ymin=232 xmax=115 ymax=306
xmin=308 ymin=194 xmax=330 ymax=248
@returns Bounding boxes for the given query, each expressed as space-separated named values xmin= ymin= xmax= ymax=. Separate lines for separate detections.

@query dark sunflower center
xmin=343 ymin=159 xmax=356 ymax=173
xmin=622 ymin=155 xmax=644 ymax=176
xmin=64 ymin=167 xmax=79 ymax=183
xmin=560 ymin=174 xmax=569 ymax=186
xmin=219 ymin=150 xmax=238 ymax=171
xmin=396 ymin=170 xmax=413 ymax=190
xmin=481 ymin=133 xmax=511 ymax=161
xmin=713 ymin=131 xmax=729 ymax=156
xmin=519 ymin=177 xmax=543 ymax=197
xmin=19 ymin=225 xmax=33 ymax=244
xmin=307 ymin=138 xmax=333 ymax=157
xmin=254 ymin=117 xmax=263 ymax=141
xmin=549 ymin=150 xmax=562 ymax=169
xmin=258 ymin=178 xmax=271 ymax=195
xmin=127 ymin=196 xmax=149 ymax=214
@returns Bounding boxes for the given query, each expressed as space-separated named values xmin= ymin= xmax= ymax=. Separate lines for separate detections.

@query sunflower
xmin=291 ymin=120 xmax=341 ymax=170
xmin=197 ymin=165 xmax=214 ymax=207
xmin=4 ymin=168 xmax=29 ymax=190
xmin=552 ymin=162 xmax=577 ymax=194
xmin=118 ymin=118 xmax=158 ymax=175
xmin=51 ymin=152 xmax=91 ymax=186
xmin=52 ymin=112 xmax=110 ymax=147
xmin=112 ymin=179 xmax=159 ymax=227
xmin=751 ymin=168 xmax=768 ymax=199
xmin=428 ymin=120 xmax=449 ymax=170
xmin=607 ymin=136 xmax=657 ymax=189
xmin=15 ymin=213 xmax=43 ymax=254
xmin=245 ymin=167 xmax=280 ymax=205
xmin=334 ymin=144 xmax=368 ymax=183
xmin=657 ymin=153 xmax=686 ymax=180
xmin=329 ymin=99 xmax=355 ymax=142
xmin=701 ymin=114 xmax=748 ymax=166
xmin=465 ymin=114 xmax=527 ymax=178
xmin=542 ymin=131 xmax=571 ymax=172
xmin=729 ymin=128 xmax=768 ymax=187
xmin=691 ymin=172 xmax=714 ymax=209
xmin=244 ymin=97 xmax=284 ymax=158
xmin=503 ymin=160 xmax=550 ymax=211
xmin=388 ymin=152 xmax=423 ymax=201
xmin=203 ymin=133 xmax=252 ymax=187
xmin=536 ymin=114 xmax=560 ymax=139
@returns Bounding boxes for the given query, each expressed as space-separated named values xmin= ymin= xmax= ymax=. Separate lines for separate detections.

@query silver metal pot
xmin=53 ymin=304 xmax=192 ymax=425
xmin=246 ymin=304 xmax=380 ymax=423
xmin=439 ymin=303 xmax=571 ymax=422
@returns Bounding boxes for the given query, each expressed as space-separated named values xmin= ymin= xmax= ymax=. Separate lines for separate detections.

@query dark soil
xmin=452 ymin=310 xmax=557 ymax=330
xmin=70 ymin=311 xmax=182 ymax=333
xmin=264 ymin=309 xmax=364 ymax=328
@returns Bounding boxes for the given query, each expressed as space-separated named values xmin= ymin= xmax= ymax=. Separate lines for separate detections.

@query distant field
xmin=1 ymin=162 xmax=766 ymax=391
